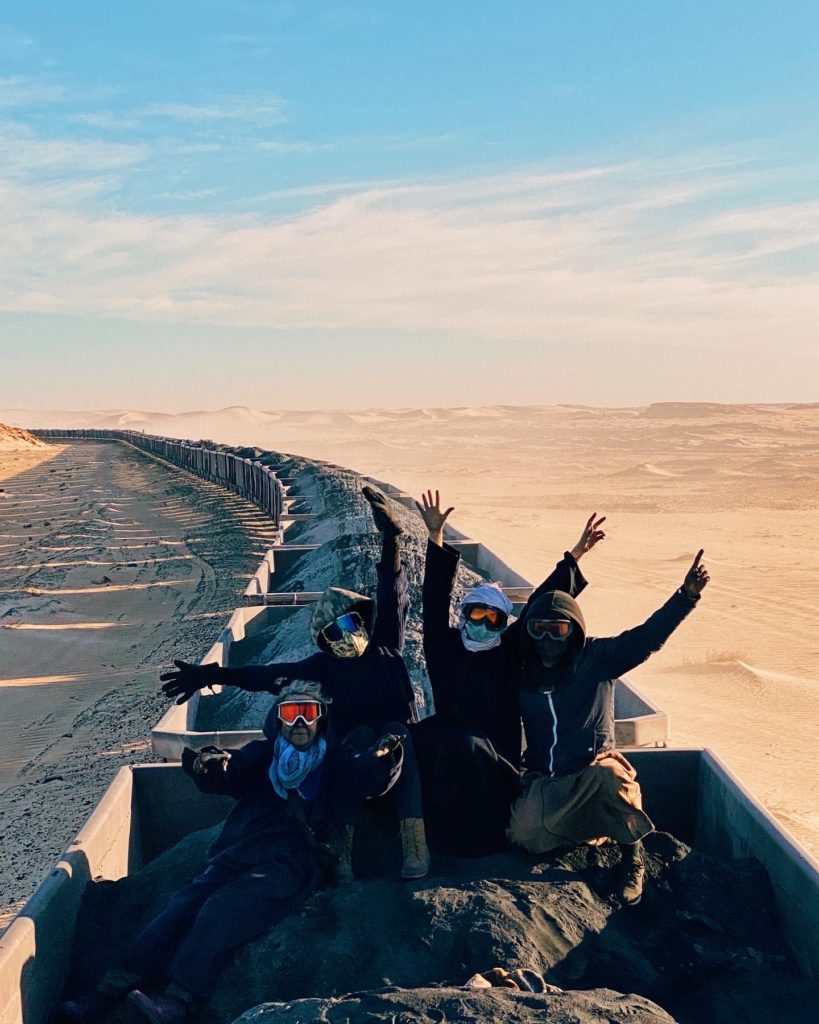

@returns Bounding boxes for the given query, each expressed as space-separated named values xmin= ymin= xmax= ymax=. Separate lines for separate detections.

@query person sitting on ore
xmin=507 ymin=551 xmax=710 ymax=906
xmin=413 ymin=489 xmax=604 ymax=855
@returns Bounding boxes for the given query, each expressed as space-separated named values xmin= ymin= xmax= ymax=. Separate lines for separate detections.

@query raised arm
xmin=160 ymin=654 xmax=324 ymax=705
xmin=527 ymin=513 xmax=605 ymax=603
xmin=361 ymin=485 xmax=409 ymax=651
xmin=586 ymin=550 xmax=709 ymax=679
xmin=416 ymin=490 xmax=459 ymax=651
xmin=181 ymin=739 xmax=273 ymax=799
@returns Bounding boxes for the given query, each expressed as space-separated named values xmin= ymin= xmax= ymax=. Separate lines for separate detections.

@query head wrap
xmin=457 ymin=583 xmax=514 ymax=652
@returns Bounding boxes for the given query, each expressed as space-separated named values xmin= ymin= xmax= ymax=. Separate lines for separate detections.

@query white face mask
xmin=326 ymin=629 xmax=369 ymax=658
xmin=460 ymin=620 xmax=502 ymax=652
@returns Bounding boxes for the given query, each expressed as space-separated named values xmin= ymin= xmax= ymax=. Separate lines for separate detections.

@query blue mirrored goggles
xmin=320 ymin=611 xmax=364 ymax=644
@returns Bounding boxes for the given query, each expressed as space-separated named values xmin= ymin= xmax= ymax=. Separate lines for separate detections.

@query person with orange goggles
xmin=412 ymin=490 xmax=604 ymax=858
xmin=276 ymin=699 xmax=325 ymax=726
xmin=72 ymin=676 xmax=426 ymax=1024
xmin=160 ymin=484 xmax=430 ymax=884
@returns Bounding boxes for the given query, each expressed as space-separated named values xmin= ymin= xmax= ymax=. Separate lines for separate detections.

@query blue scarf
xmin=268 ymin=734 xmax=327 ymax=800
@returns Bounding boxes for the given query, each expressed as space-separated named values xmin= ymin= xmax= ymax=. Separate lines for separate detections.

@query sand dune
xmin=608 ymin=463 xmax=679 ymax=478
xmin=0 ymin=424 xmax=46 ymax=451
xmin=639 ymin=402 xmax=761 ymax=418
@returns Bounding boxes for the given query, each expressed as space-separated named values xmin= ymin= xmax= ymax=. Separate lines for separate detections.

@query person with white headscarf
xmin=412 ymin=491 xmax=605 ymax=856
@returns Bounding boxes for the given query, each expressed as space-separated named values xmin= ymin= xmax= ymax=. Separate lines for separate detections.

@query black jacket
xmin=215 ymin=551 xmax=416 ymax=738
xmin=193 ymin=708 xmax=333 ymax=871
xmin=192 ymin=706 xmax=395 ymax=869
xmin=418 ymin=541 xmax=587 ymax=767
xmin=518 ymin=588 xmax=698 ymax=777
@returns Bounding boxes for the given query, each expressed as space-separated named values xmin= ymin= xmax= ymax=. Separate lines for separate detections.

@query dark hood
xmin=519 ymin=590 xmax=586 ymax=686
xmin=310 ymin=586 xmax=375 ymax=650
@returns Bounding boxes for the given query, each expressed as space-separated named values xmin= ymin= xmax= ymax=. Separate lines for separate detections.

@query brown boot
xmin=399 ymin=817 xmax=430 ymax=879
xmin=333 ymin=824 xmax=355 ymax=883
xmin=619 ymin=840 xmax=645 ymax=906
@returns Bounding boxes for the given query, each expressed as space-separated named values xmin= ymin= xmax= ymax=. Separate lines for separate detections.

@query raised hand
xmin=570 ymin=513 xmax=607 ymax=560
xmin=414 ymin=489 xmax=455 ymax=546
xmin=362 ymin=485 xmax=403 ymax=537
xmin=160 ymin=659 xmax=219 ymax=705
xmin=682 ymin=549 xmax=709 ymax=599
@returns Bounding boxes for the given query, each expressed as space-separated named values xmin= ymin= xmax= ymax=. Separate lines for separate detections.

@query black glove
xmin=181 ymin=746 xmax=199 ymax=777
xmin=362 ymin=485 xmax=403 ymax=538
xmin=160 ymin=659 xmax=220 ymax=705
xmin=182 ymin=745 xmax=230 ymax=778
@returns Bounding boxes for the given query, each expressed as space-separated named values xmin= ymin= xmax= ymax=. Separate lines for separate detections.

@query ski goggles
xmin=526 ymin=618 xmax=573 ymax=640
xmin=277 ymin=700 xmax=324 ymax=726
xmin=320 ymin=611 xmax=364 ymax=644
xmin=464 ymin=605 xmax=508 ymax=631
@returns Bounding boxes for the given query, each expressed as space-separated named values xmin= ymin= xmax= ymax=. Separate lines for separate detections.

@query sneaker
xmin=126 ymin=990 xmax=189 ymax=1024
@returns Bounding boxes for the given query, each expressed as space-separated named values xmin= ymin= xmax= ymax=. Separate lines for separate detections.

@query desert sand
xmin=1 ymin=402 xmax=818 ymax=923
xmin=0 ymin=430 xmax=279 ymax=927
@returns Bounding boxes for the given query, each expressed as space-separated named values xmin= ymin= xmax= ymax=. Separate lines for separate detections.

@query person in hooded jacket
xmin=160 ymin=485 xmax=430 ymax=880
xmin=507 ymin=550 xmax=710 ymax=906
xmin=60 ymin=681 xmax=404 ymax=1024
xmin=412 ymin=490 xmax=605 ymax=856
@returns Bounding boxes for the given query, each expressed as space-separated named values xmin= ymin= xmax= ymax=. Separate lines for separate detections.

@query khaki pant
xmin=506 ymin=749 xmax=654 ymax=854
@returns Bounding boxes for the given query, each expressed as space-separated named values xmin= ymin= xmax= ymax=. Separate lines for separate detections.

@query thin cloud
xmin=0 ymin=122 xmax=145 ymax=174
xmin=70 ymin=111 xmax=140 ymax=131
xmin=142 ymin=93 xmax=286 ymax=127
xmin=156 ymin=188 xmax=222 ymax=201
xmin=257 ymin=140 xmax=333 ymax=154
xmin=0 ymin=147 xmax=817 ymax=363
xmin=0 ymin=74 xmax=65 ymax=107
xmin=0 ymin=25 xmax=38 ymax=52
xmin=381 ymin=132 xmax=460 ymax=151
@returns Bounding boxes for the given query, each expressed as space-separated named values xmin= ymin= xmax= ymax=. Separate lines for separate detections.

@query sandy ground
xmin=0 ymin=439 xmax=279 ymax=928
xmin=48 ymin=402 xmax=812 ymax=858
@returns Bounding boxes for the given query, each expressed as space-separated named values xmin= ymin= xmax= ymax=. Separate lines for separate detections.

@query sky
xmin=1 ymin=1 xmax=818 ymax=410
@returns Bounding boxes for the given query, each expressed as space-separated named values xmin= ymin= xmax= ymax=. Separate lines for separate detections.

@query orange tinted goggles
xmin=526 ymin=619 xmax=573 ymax=640
xmin=277 ymin=701 xmax=324 ymax=726
xmin=465 ymin=605 xmax=508 ymax=629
